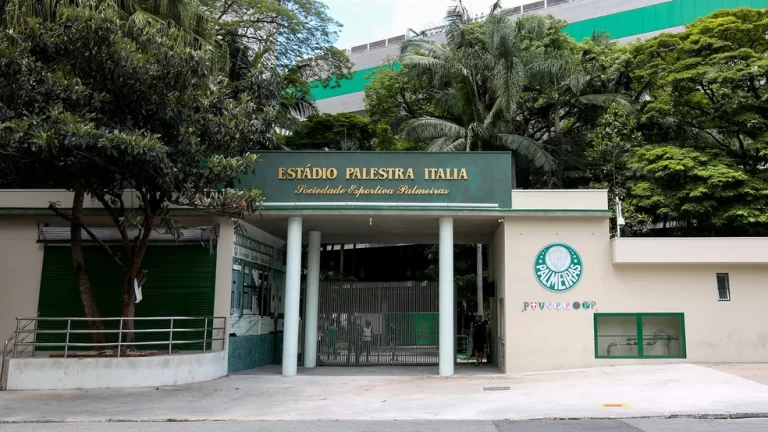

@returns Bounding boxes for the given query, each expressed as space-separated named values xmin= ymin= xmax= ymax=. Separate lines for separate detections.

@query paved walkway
xmin=4 ymin=419 xmax=768 ymax=432
xmin=2 ymin=363 xmax=768 ymax=422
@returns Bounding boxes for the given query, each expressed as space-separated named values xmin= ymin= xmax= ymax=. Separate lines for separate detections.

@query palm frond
xmin=445 ymin=0 xmax=471 ymax=50
xmin=432 ymin=89 xmax=467 ymax=121
xmin=400 ymin=117 xmax=465 ymax=141
xmin=494 ymin=134 xmax=556 ymax=171
xmin=399 ymin=54 xmax=446 ymax=71
xmin=429 ymin=137 xmax=467 ymax=151
xmin=400 ymin=38 xmax=450 ymax=58
xmin=577 ymin=93 xmax=634 ymax=111
xmin=488 ymin=0 xmax=503 ymax=16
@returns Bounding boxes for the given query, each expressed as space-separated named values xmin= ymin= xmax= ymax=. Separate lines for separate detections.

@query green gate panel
xmin=385 ymin=313 xmax=438 ymax=346
xmin=37 ymin=245 xmax=217 ymax=351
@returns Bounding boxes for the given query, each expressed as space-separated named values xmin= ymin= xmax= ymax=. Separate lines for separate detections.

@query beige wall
xmin=503 ymin=216 xmax=768 ymax=373
xmin=511 ymin=190 xmax=608 ymax=211
xmin=613 ymin=237 xmax=768 ymax=264
xmin=0 ymin=214 xmax=234 ymax=353
xmin=0 ymin=219 xmax=44 ymax=343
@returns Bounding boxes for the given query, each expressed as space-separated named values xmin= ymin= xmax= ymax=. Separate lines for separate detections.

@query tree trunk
xmin=476 ymin=244 xmax=483 ymax=317
xmin=120 ymin=274 xmax=137 ymax=347
xmin=120 ymin=213 xmax=154 ymax=348
xmin=553 ymin=105 xmax=561 ymax=135
xmin=70 ymin=185 xmax=106 ymax=345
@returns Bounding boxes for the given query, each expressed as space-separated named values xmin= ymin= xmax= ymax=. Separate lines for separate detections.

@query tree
xmin=398 ymin=1 xmax=557 ymax=315
xmin=397 ymin=3 xmax=555 ymax=173
xmin=618 ymin=7 xmax=768 ymax=236
xmin=371 ymin=122 xmax=422 ymax=151
xmin=586 ymin=105 xmax=650 ymax=237
xmin=0 ymin=1 xmax=277 ymax=345
xmin=285 ymin=113 xmax=374 ymax=151
xmin=364 ymin=58 xmax=441 ymax=126
xmin=631 ymin=7 xmax=768 ymax=173
xmin=2 ymin=0 xmax=218 ymax=52
xmin=628 ymin=146 xmax=768 ymax=236
xmin=215 ymin=0 xmax=353 ymax=89
xmin=512 ymin=21 xmax=632 ymax=188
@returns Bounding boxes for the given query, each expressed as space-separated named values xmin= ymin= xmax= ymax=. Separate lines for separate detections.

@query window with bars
xmin=717 ymin=273 xmax=731 ymax=301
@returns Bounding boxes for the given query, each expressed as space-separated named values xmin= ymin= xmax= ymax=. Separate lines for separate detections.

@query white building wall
xmin=490 ymin=223 xmax=507 ymax=372
xmin=503 ymin=216 xmax=768 ymax=373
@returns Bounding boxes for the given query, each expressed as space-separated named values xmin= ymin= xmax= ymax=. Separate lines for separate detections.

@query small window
xmin=717 ymin=273 xmax=730 ymax=301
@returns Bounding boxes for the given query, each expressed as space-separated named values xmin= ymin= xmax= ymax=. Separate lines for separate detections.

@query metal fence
xmin=318 ymin=281 xmax=438 ymax=366
xmin=1 ymin=316 xmax=226 ymax=390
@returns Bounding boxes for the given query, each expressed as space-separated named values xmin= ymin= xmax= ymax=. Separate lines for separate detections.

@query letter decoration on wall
xmin=521 ymin=301 xmax=597 ymax=312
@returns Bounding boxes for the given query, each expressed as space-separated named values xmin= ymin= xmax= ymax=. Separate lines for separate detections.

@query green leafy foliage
xmin=631 ymin=7 xmax=768 ymax=171
xmin=0 ymin=2 xmax=281 ymax=325
xmin=284 ymin=113 xmax=374 ymax=151
xmin=629 ymin=146 xmax=768 ymax=235
xmin=364 ymin=59 xmax=440 ymax=125
xmin=363 ymin=6 xmax=768 ymax=236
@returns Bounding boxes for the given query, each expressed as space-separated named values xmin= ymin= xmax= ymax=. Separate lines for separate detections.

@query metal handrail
xmin=2 ymin=316 xmax=226 ymax=361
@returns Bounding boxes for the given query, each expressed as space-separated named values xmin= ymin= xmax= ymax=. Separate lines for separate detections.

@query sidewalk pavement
xmin=1 ymin=363 xmax=768 ymax=423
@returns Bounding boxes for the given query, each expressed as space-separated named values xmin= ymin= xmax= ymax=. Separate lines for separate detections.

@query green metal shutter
xmin=37 ymin=245 xmax=217 ymax=351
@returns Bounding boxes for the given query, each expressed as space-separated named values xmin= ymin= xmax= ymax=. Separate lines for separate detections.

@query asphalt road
xmin=2 ymin=419 xmax=768 ymax=431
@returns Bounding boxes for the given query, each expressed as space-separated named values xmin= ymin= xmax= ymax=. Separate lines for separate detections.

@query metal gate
xmin=317 ymin=281 xmax=438 ymax=366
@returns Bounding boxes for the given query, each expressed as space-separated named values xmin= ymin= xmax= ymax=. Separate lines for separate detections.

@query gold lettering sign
xmin=278 ymin=166 xmax=466 ymax=197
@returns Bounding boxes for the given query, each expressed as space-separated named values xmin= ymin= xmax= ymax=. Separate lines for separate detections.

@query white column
xmin=439 ymin=217 xmax=454 ymax=377
xmin=282 ymin=217 xmax=302 ymax=377
xmin=303 ymin=231 xmax=321 ymax=368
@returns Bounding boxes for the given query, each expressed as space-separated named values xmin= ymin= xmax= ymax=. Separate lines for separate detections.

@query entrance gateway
xmin=238 ymin=151 xmax=513 ymax=376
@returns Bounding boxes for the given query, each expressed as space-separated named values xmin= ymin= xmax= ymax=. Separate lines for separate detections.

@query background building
xmin=312 ymin=0 xmax=766 ymax=115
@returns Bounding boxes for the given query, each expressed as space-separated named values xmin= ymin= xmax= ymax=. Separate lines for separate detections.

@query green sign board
xmin=237 ymin=151 xmax=512 ymax=208
xmin=534 ymin=243 xmax=583 ymax=293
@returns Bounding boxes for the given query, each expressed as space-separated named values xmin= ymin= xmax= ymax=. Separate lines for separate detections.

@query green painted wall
xmin=564 ymin=0 xmax=768 ymax=40
xmin=37 ymin=245 xmax=217 ymax=351
xmin=228 ymin=334 xmax=276 ymax=372
xmin=310 ymin=0 xmax=765 ymax=101
xmin=310 ymin=65 xmax=392 ymax=101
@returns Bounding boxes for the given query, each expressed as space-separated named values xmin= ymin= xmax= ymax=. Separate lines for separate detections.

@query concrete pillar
xmin=439 ymin=217 xmax=454 ymax=377
xmin=282 ymin=217 xmax=303 ymax=377
xmin=214 ymin=218 xmax=235 ymax=352
xmin=303 ymin=231 xmax=321 ymax=368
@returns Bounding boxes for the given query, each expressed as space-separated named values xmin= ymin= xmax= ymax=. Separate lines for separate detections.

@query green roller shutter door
xmin=37 ymin=245 xmax=217 ymax=351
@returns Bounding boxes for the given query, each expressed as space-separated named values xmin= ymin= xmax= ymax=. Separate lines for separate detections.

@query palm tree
xmin=523 ymin=49 xmax=632 ymax=137
xmin=398 ymin=1 xmax=555 ymax=317
xmin=398 ymin=1 xmax=555 ymax=178
xmin=520 ymin=46 xmax=633 ymax=187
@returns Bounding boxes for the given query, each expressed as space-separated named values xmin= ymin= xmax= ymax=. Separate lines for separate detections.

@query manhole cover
xmin=483 ymin=386 xmax=510 ymax=391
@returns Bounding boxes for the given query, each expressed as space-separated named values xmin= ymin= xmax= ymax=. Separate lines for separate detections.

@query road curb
xmin=3 ymin=413 xmax=768 ymax=424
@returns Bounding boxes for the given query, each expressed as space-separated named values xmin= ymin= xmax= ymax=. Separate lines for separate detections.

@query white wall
xmin=511 ymin=190 xmax=608 ymax=211
xmin=613 ymin=237 xmax=768 ymax=264
xmin=0 ymin=219 xmax=44 ymax=343
xmin=503 ymin=216 xmax=768 ymax=373
xmin=6 ymin=351 xmax=227 ymax=390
